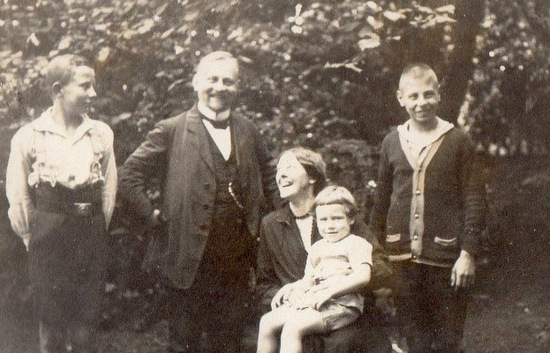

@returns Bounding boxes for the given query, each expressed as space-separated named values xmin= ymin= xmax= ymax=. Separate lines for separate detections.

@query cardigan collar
xmin=397 ymin=117 xmax=454 ymax=149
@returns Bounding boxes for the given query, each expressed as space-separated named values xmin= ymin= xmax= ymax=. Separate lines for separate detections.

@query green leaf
xmin=383 ymin=11 xmax=406 ymax=22
xmin=415 ymin=5 xmax=434 ymax=14
xmin=161 ymin=28 xmax=174 ymax=39
xmin=435 ymin=13 xmax=457 ymax=24
xmin=366 ymin=1 xmax=383 ymax=13
xmin=97 ymin=47 xmax=110 ymax=62
xmin=358 ymin=33 xmax=381 ymax=50
xmin=58 ymin=37 xmax=72 ymax=50
xmin=436 ymin=5 xmax=455 ymax=15
xmin=367 ymin=16 xmax=384 ymax=30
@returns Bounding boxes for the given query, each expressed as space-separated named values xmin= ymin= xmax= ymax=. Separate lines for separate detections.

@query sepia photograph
xmin=1 ymin=1 xmax=549 ymax=352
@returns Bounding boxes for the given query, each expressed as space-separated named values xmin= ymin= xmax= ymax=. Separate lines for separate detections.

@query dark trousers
xmin=167 ymin=208 xmax=254 ymax=353
xmin=29 ymin=186 xmax=107 ymax=353
xmin=391 ymin=262 xmax=469 ymax=353
xmin=167 ymin=253 xmax=253 ymax=353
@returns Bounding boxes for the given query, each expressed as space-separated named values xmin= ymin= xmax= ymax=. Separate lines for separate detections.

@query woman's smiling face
xmin=276 ymin=152 xmax=314 ymax=200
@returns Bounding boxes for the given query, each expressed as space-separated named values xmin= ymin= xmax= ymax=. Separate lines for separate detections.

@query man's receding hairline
xmin=195 ymin=51 xmax=239 ymax=75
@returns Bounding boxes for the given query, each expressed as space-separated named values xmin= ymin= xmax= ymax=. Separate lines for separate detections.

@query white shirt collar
xmin=32 ymin=107 xmax=94 ymax=141
xmin=197 ymin=101 xmax=230 ymax=121
xmin=397 ymin=117 xmax=454 ymax=148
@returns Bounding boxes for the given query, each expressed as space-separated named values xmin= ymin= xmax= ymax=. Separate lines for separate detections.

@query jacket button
xmin=415 ymin=189 xmax=421 ymax=195
xmin=413 ymin=235 xmax=418 ymax=240
xmin=414 ymin=213 xmax=419 ymax=219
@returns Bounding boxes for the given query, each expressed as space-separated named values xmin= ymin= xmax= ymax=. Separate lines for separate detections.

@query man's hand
xmin=451 ymin=250 xmax=476 ymax=290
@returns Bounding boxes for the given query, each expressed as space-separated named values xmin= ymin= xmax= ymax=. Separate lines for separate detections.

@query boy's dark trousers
xmin=29 ymin=184 xmax=107 ymax=353
xmin=391 ymin=261 xmax=469 ymax=353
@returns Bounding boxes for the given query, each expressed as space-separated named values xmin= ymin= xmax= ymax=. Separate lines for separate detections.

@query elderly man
xmin=118 ymin=51 xmax=277 ymax=353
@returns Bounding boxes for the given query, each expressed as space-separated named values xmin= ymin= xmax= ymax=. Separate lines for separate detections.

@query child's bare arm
xmin=270 ymin=278 xmax=312 ymax=310
xmin=310 ymin=264 xmax=371 ymax=310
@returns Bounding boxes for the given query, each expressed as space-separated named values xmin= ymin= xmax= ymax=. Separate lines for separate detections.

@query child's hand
xmin=271 ymin=283 xmax=297 ymax=310
xmin=287 ymin=289 xmax=310 ymax=309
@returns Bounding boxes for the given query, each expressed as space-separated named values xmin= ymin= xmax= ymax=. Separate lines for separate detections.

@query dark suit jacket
xmin=119 ymin=105 xmax=277 ymax=288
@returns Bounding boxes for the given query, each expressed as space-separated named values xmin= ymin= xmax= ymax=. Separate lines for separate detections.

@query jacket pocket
xmin=434 ymin=236 xmax=457 ymax=247
xmin=386 ymin=233 xmax=401 ymax=243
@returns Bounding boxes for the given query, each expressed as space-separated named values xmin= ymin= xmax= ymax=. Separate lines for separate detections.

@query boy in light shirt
xmin=6 ymin=54 xmax=116 ymax=353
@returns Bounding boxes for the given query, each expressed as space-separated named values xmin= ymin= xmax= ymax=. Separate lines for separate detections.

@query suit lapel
xmin=185 ymin=107 xmax=215 ymax=174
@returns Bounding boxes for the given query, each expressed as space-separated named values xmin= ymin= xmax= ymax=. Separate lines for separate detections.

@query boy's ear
xmin=52 ymin=82 xmax=63 ymax=96
xmin=396 ymin=90 xmax=405 ymax=107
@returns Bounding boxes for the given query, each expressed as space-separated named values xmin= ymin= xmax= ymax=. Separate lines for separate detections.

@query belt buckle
xmin=74 ymin=202 xmax=92 ymax=216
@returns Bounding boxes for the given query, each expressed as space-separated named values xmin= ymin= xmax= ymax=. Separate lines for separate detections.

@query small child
xmin=257 ymin=185 xmax=373 ymax=353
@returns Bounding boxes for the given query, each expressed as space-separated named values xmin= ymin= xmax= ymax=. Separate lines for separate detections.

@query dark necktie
xmin=201 ymin=114 xmax=230 ymax=129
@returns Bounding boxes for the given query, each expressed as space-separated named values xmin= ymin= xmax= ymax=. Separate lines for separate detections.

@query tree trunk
xmin=439 ymin=0 xmax=485 ymax=122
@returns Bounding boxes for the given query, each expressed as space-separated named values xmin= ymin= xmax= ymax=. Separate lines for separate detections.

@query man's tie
xmin=201 ymin=115 xmax=230 ymax=129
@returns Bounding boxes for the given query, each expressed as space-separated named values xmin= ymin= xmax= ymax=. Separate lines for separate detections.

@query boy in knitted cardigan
xmin=370 ymin=63 xmax=486 ymax=353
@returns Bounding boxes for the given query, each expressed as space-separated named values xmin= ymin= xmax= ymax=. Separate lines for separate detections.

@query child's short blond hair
xmin=314 ymin=185 xmax=357 ymax=218
xmin=398 ymin=63 xmax=439 ymax=90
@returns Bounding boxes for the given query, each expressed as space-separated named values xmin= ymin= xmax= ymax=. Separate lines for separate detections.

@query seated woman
xmin=256 ymin=147 xmax=391 ymax=353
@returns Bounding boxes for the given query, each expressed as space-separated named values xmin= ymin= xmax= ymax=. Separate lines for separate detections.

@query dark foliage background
xmin=1 ymin=1 xmax=550 ymax=342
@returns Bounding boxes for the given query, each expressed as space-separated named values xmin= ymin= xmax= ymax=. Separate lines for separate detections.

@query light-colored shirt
xmin=303 ymin=234 xmax=373 ymax=312
xmin=6 ymin=108 xmax=117 ymax=243
xmin=198 ymin=102 xmax=232 ymax=160
xmin=295 ymin=215 xmax=314 ymax=253
xmin=397 ymin=117 xmax=454 ymax=161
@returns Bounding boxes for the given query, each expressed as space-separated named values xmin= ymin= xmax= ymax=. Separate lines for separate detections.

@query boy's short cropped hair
xmin=399 ymin=62 xmax=439 ymax=89
xmin=314 ymin=185 xmax=357 ymax=218
xmin=281 ymin=147 xmax=327 ymax=195
xmin=45 ymin=54 xmax=90 ymax=89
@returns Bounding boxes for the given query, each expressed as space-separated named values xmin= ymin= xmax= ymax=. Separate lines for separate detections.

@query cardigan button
xmin=414 ymin=213 xmax=419 ymax=219
xmin=415 ymin=189 xmax=421 ymax=195
xmin=413 ymin=235 xmax=418 ymax=240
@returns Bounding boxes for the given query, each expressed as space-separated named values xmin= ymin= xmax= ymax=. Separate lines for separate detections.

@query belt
xmin=36 ymin=199 xmax=102 ymax=217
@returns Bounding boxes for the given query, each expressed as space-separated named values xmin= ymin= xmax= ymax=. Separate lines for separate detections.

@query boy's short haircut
xmin=281 ymin=147 xmax=327 ymax=195
xmin=314 ymin=185 xmax=357 ymax=218
xmin=399 ymin=62 xmax=439 ymax=89
xmin=195 ymin=51 xmax=239 ymax=75
xmin=45 ymin=54 xmax=90 ymax=89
